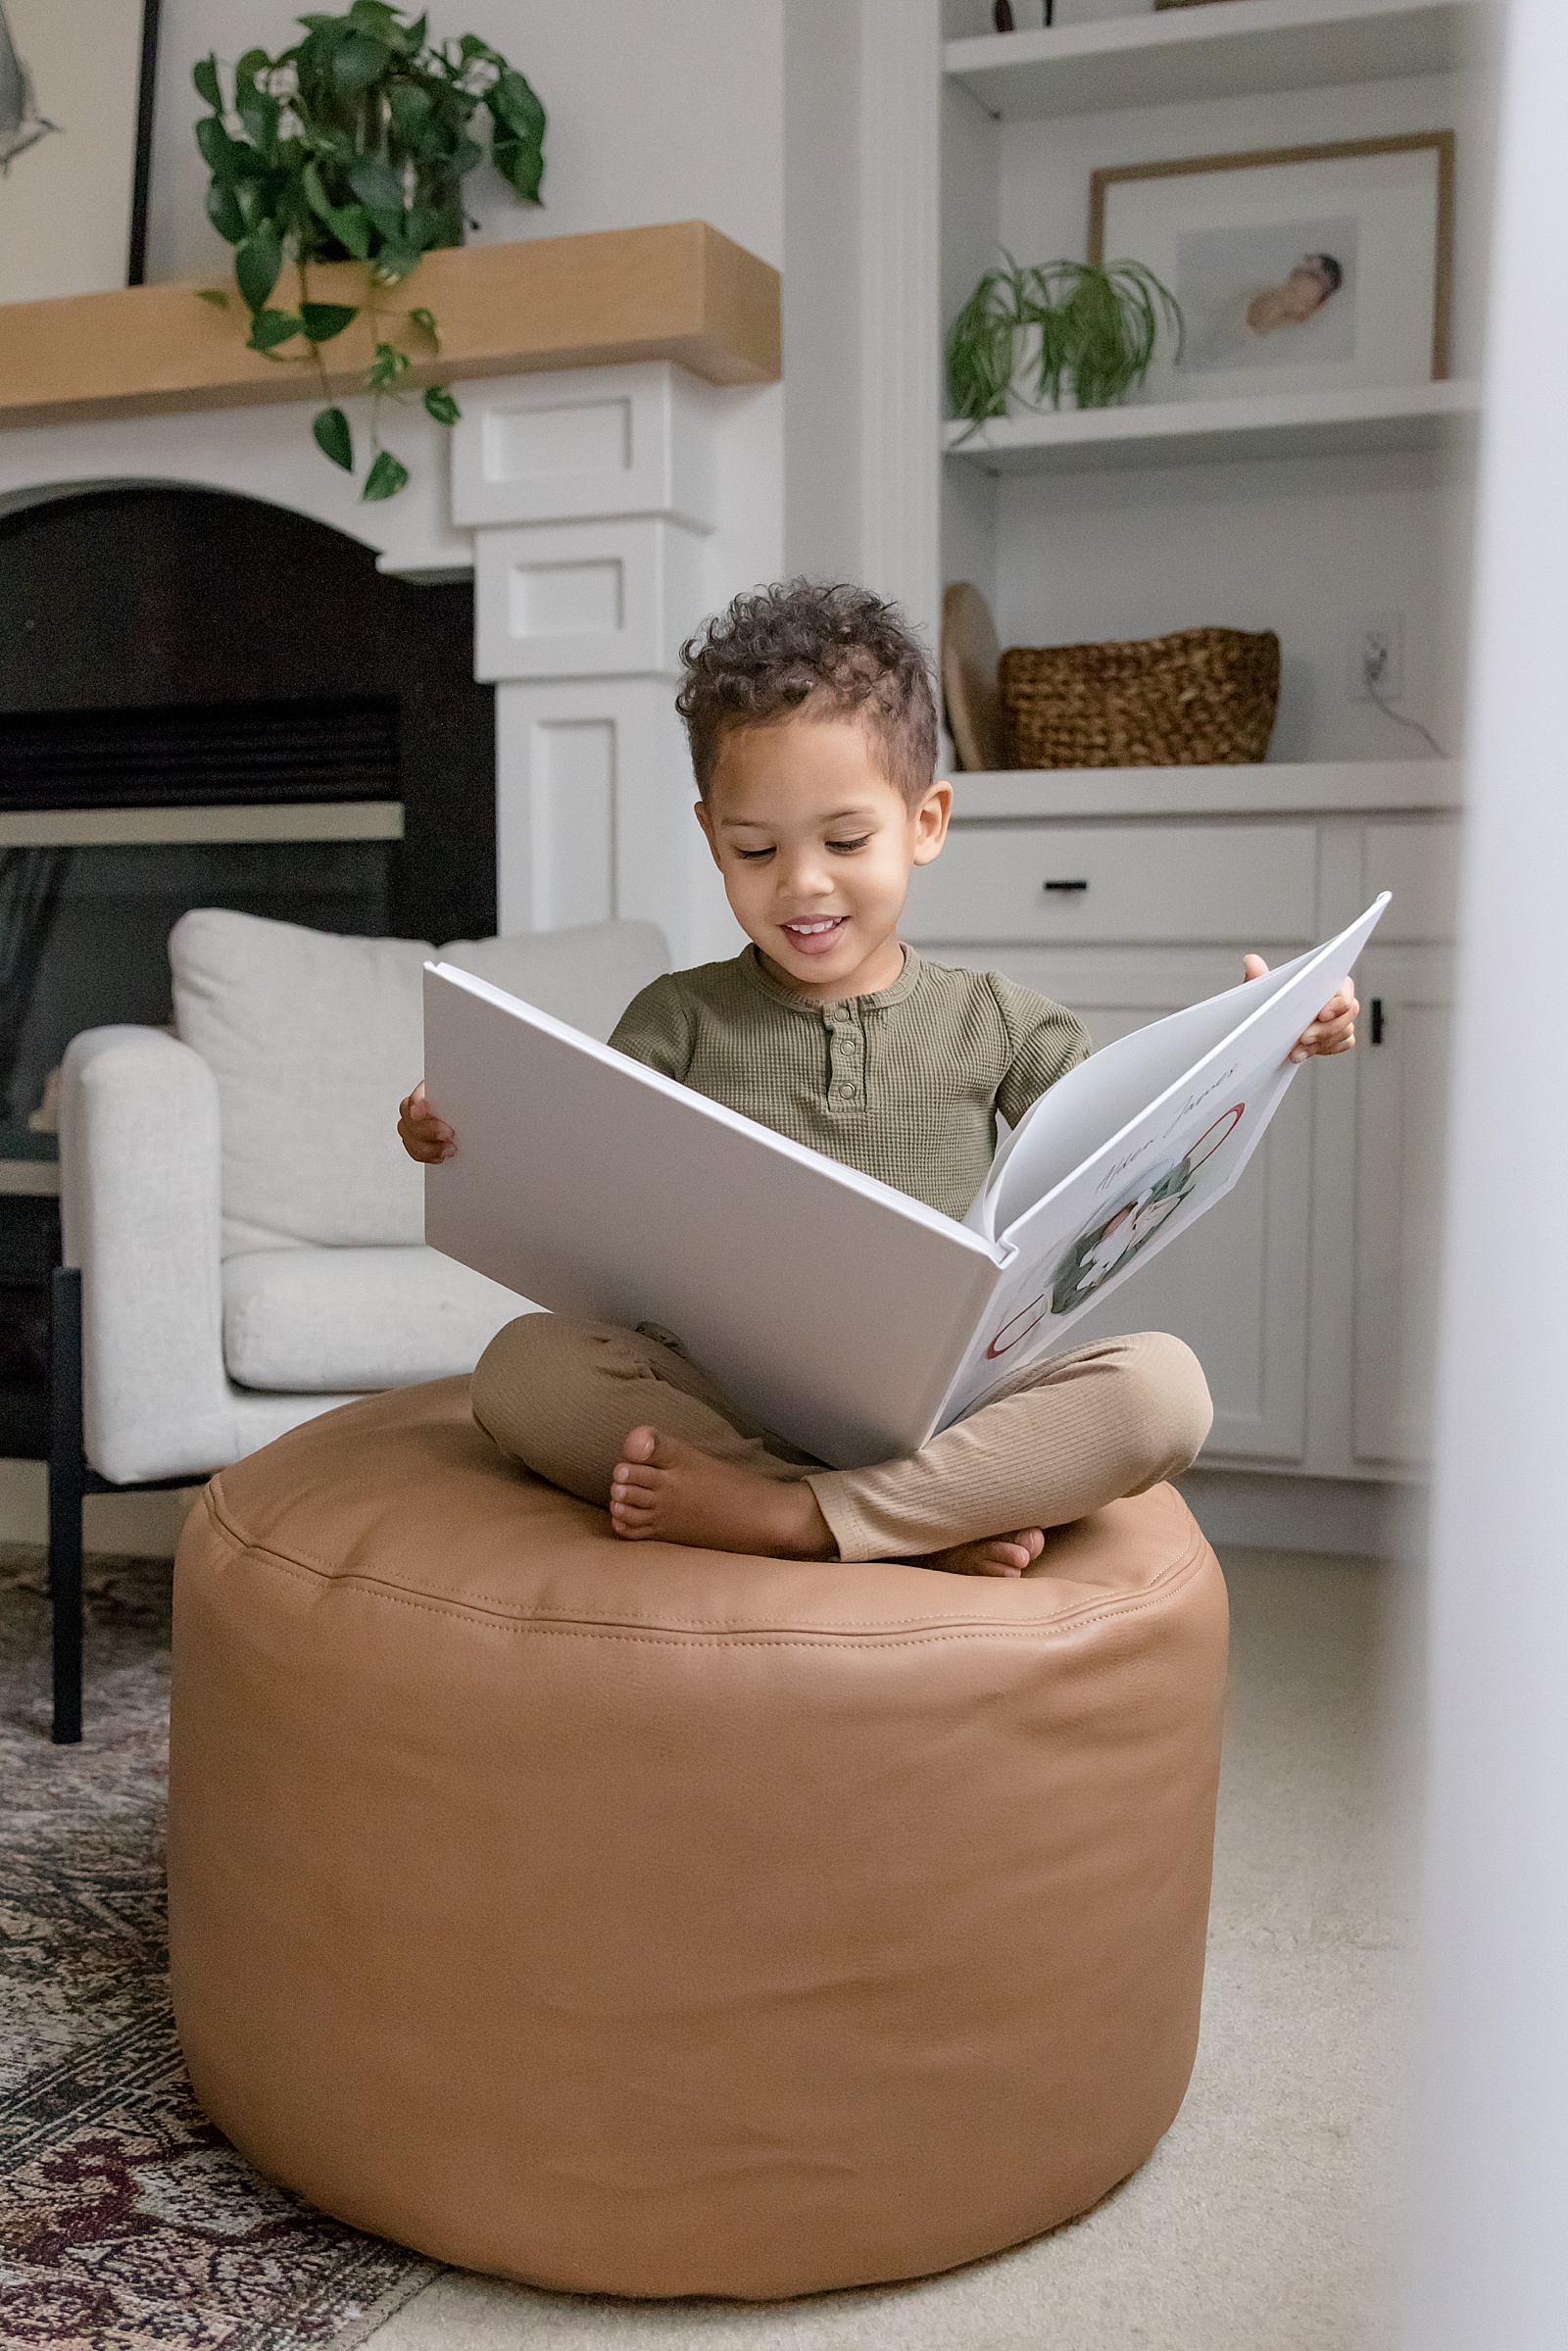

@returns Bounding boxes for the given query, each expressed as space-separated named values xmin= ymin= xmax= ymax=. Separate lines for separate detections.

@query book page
xmin=941 ymin=897 xmax=1389 ymax=1423
xmin=968 ymin=938 xmax=1324 ymax=1243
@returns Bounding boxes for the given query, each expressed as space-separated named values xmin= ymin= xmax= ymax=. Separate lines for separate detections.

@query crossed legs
xmin=471 ymin=1313 xmax=1212 ymax=1573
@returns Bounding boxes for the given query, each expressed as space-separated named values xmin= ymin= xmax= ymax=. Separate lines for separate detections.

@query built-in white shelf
xmin=0 ymin=802 xmax=405 ymax=850
xmin=944 ymin=0 xmax=1482 ymax=124
xmin=944 ymin=759 xmax=1461 ymax=819
xmin=943 ymin=379 xmax=1481 ymax=475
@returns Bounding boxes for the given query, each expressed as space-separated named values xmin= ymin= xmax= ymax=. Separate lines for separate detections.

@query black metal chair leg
xmin=48 ymin=1267 xmax=86 ymax=1744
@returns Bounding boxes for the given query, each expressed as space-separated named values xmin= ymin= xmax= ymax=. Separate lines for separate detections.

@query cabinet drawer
xmin=905 ymin=823 xmax=1317 ymax=946
xmin=1364 ymin=822 xmax=1460 ymax=941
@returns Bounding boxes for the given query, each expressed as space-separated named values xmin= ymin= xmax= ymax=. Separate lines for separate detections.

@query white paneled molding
xmin=462 ymin=364 xmax=729 ymax=952
xmin=451 ymin=363 xmax=719 ymax=532
xmin=474 ymin=517 xmax=708 ymax=683
xmin=495 ymin=677 xmax=728 ymax=966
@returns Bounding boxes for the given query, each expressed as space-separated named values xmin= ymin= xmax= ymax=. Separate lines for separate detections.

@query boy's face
xmin=696 ymin=711 xmax=951 ymax=1001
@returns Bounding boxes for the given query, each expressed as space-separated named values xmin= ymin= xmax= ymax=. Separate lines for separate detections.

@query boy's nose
xmin=775 ymin=854 xmax=834 ymax=898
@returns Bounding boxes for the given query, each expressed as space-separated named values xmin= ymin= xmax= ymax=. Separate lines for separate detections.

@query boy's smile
xmin=695 ymin=710 xmax=951 ymax=1004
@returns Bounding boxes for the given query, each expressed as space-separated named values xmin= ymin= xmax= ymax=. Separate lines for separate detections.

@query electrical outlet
xmin=1348 ymin=612 xmax=1405 ymax=703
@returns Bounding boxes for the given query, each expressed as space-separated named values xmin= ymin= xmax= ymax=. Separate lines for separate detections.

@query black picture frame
xmin=126 ymin=0 xmax=162 ymax=284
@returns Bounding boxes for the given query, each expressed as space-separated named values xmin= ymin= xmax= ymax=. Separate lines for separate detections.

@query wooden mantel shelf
xmin=0 ymin=221 xmax=780 ymax=431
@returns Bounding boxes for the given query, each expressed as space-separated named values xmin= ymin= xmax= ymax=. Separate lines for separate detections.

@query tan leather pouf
xmin=169 ymin=1378 xmax=1229 ymax=2302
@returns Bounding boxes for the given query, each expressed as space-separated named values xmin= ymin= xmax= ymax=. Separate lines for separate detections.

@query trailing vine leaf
xmin=371 ymin=242 xmax=421 ymax=285
xmin=422 ymin=385 xmax=461 ymax=425
xmin=234 ymin=228 xmax=282 ymax=314
xmin=346 ymin=155 xmax=407 ymax=216
xmin=368 ymin=340 xmax=411 ymax=389
xmin=205 ymin=181 xmax=247 ymax=242
xmin=246 ymin=308 xmax=305 ymax=352
xmin=299 ymin=302 xmax=360 ymax=342
xmin=196 ymin=288 xmax=230 ymax=308
xmin=334 ymin=29 xmax=392 ymax=89
xmin=190 ymin=5 xmax=547 ymax=498
xmin=314 ymin=407 xmax=355 ymax=469
xmin=362 ymin=448 xmax=411 ymax=502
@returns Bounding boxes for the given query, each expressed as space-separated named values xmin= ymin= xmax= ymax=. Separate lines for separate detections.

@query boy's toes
xmin=610 ymin=1496 xmax=656 ymax=1538
xmin=620 ymin=1425 xmax=659 ymax=1466
xmin=612 ymin=1459 xmax=657 ymax=1493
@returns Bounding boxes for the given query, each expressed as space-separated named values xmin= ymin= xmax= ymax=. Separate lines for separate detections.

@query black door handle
xmin=1370 ymin=997 xmax=1385 ymax=1045
xmin=1043 ymin=879 xmax=1089 ymax=894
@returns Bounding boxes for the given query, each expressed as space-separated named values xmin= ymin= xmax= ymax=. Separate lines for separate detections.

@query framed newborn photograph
xmin=1089 ymin=132 xmax=1455 ymax=401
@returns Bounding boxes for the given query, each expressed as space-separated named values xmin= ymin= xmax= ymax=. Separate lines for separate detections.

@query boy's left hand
xmin=1243 ymin=953 xmax=1359 ymax=1063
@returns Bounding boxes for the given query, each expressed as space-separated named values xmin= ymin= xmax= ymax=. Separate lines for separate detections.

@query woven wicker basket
xmin=999 ymin=626 xmax=1280 ymax=769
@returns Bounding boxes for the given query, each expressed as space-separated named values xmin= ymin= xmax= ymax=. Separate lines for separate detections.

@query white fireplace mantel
xmin=0 ymin=233 xmax=783 ymax=968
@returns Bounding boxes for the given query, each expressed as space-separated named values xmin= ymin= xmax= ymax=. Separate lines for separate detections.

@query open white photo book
xmin=423 ymin=894 xmax=1388 ymax=1470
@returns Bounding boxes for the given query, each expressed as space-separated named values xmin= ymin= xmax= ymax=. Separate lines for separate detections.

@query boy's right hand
xmin=398 ymin=1081 xmax=456 ymax=1164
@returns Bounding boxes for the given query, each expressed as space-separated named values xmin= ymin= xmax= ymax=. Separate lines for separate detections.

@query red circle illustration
xmin=985 ymin=1291 xmax=1052 ymax=1361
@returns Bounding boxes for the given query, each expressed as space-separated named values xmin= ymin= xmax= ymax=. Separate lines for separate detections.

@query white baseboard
xmin=1177 ymin=1467 xmax=1425 ymax=1560
xmin=0 ymin=1459 xmax=197 ymax=1559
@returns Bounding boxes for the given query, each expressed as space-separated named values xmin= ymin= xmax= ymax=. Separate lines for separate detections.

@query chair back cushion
xmin=170 ymin=910 xmax=668 ymax=1253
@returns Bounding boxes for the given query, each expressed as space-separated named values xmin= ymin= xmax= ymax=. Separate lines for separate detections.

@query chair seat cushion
xmin=170 ymin=1380 xmax=1229 ymax=2300
xmin=222 ymin=1247 xmax=533 ymax=1392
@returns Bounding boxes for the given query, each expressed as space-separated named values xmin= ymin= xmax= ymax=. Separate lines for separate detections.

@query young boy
xmin=400 ymin=582 xmax=1355 ymax=1577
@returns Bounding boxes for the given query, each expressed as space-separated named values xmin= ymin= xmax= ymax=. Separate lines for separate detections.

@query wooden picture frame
xmin=1090 ymin=131 xmax=1455 ymax=386
xmin=0 ymin=0 xmax=163 ymax=302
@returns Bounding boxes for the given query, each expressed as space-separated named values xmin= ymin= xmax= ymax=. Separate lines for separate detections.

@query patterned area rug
xmin=0 ymin=1545 xmax=438 ymax=2349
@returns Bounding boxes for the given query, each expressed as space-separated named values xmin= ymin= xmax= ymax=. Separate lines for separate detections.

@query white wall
xmin=782 ymin=0 xmax=861 ymax=581
xmin=145 ymin=0 xmax=783 ymax=284
xmin=942 ymin=60 xmax=1496 ymax=763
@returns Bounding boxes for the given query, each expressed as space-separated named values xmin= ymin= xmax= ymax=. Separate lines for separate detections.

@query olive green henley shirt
xmin=608 ymin=945 xmax=1092 ymax=1224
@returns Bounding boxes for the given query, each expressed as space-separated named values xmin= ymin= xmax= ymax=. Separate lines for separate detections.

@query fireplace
xmin=0 ymin=484 xmax=495 ymax=1148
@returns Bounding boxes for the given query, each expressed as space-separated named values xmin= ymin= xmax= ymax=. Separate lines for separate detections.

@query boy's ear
xmin=694 ymin=799 xmax=723 ymax=869
xmin=910 ymin=779 xmax=953 ymax=865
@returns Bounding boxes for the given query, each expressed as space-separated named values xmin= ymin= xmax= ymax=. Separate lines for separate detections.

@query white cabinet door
xmin=944 ymin=946 xmax=1313 ymax=1465
xmin=1351 ymin=947 xmax=1454 ymax=1467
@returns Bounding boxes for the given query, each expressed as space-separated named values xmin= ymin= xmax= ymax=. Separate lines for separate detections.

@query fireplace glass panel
xmin=1 ymin=838 xmax=394 ymax=1145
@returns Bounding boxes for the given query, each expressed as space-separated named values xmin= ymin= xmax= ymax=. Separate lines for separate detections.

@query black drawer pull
xmin=1370 ymin=997 xmax=1385 ymax=1046
xmin=1043 ymin=878 xmax=1089 ymax=894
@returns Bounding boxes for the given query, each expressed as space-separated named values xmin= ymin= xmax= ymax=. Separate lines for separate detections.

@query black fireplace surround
xmin=0 ymin=482 xmax=496 ymax=1457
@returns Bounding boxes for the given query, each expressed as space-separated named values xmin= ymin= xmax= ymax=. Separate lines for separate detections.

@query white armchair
xmin=46 ymin=909 xmax=669 ymax=1739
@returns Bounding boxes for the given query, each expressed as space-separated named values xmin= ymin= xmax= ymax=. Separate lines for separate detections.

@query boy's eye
xmin=828 ymin=835 xmax=871 ymax=853
xmin=735 ymin=845 xmax=776 ymax=861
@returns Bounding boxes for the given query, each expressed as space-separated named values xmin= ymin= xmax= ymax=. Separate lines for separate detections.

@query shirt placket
xmin=824 ymin=1003 xmax=865 ymax=1114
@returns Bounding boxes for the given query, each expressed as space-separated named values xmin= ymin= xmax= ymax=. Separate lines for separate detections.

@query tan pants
xmin=471 ymin=1314 xmax=1212 ymax=1562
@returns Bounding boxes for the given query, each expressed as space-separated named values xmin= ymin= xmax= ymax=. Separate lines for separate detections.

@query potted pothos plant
xmin=193 ymin=3 xmax=546 ymax=501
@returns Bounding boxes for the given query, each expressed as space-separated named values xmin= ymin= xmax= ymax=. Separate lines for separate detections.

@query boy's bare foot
xmin=919 ymin=1528 xmax=1046 ymax=1580
xmin=609 ymin=1427 xmax=837 ymax=1556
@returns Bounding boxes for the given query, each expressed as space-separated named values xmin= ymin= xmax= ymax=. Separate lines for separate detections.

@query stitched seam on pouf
xmin=190 ymin=1491 xmax=1214 ymax=1651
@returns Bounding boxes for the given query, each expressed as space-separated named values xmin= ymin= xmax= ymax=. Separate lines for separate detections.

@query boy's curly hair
xmin=675 ymin=579 xmax=938 ymax=807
